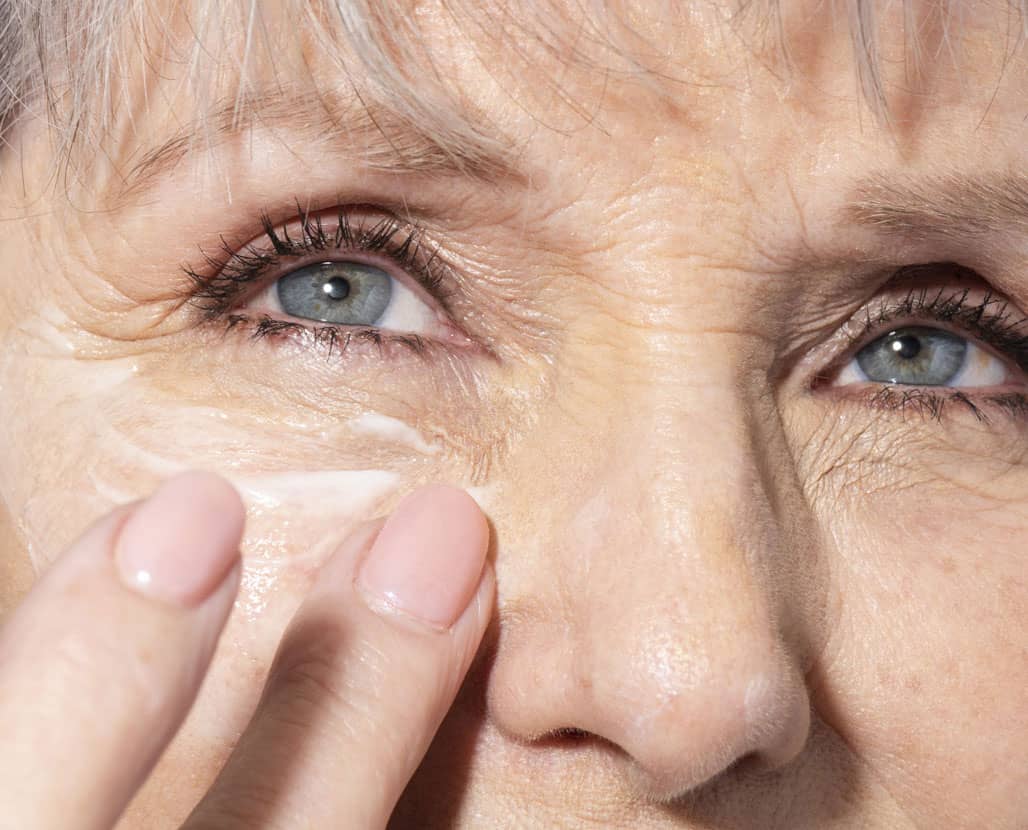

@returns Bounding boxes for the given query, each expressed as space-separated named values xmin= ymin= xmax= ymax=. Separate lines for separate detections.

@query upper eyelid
xmin=861 ymin=290 xmax=1028 ymax=360
xmin=184 ymin=208 xmax=451 ymax=320
xmin=807 ymin=284 xmax=1028 ymax=384
xmin=251 ymin=209 xmax=440 ymax=279
xmin=193 ymin=207 xmax=437 ymax=274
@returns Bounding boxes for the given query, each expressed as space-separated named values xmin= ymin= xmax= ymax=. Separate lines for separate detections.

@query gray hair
xmin=0 ymin=0 xmax=1026 ymax=173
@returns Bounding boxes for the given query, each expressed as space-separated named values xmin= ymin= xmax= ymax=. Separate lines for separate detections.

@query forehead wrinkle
xmin=112 ymin=81 xmax=526 ymax=205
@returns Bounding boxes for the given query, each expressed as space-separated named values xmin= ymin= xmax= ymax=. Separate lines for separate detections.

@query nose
xmin=487 ymin=403 xmax=814 ymax=800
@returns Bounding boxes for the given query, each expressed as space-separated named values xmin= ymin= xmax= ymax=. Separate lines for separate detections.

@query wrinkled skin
xmin=1 ymin=1 xmax=1026 ymax=827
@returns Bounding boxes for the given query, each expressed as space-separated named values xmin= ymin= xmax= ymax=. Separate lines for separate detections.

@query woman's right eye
xmin=243 ymin=259 xmax=445 ymax=336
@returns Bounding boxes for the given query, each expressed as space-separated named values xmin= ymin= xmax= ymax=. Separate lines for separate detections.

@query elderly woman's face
xmin=0 ymin=1 xmax=1026 ymax=827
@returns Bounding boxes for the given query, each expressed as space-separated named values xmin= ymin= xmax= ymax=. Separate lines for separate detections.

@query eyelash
xmin=855 ymin=386 xmax=1028 ymax=423
xmin=859 ymin=276 xmax=1028 ymax=369
xmin=183 ymin=206 xmax=452 ymax=357
xmin=822 ymin=265 xmax=1028 ymax=422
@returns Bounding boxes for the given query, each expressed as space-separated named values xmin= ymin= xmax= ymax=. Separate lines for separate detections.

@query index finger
xmin=184 ymin=485 xmax=494 ymax=829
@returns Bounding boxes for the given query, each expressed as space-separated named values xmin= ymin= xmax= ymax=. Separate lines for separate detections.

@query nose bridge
xmin=568 ymin=392 xmax=788 ymax=672
xmin=525 ymin=322 xmax=793 ymax=641
xmin=567 ymin=370 xmax=778 ymax=585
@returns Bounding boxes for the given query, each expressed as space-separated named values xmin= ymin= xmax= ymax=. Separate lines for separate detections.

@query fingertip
xmin=114 ymin=471 xmax=245 ymax=607
xmin=417 ymin=483 xmax=491 ymax=552
xmin=356 ymin=484 xmax=491 ymax=630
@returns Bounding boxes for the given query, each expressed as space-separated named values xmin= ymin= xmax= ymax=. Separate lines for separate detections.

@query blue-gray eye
xmin=275 ymin=262 xmax=392 ymax=325
xmin=855 ymin=327 xmax=967 ymax=385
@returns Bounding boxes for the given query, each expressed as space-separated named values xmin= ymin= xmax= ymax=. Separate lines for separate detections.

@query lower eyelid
xmin=224 ymin=313 xmax=437 ymax=359
xmin=219 ymin=311 xmax=481 ymax=363
xmin=824 ymin=383 xmax=1025 ymax=422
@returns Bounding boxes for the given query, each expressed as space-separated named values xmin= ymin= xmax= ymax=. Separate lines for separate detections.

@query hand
xmin=0 ymin=472 xmax=494 ymax=829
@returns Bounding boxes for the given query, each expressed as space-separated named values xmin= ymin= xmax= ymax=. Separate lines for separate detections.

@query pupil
xmin=889 ymin=333 xmax=921 ymax=360
xmin=322 ymin=277 xmax=351 ymax=301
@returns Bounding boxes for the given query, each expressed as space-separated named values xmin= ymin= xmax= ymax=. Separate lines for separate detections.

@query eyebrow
xmin=116 ymin=86 xmax=524 ymax=202
xmin=846 ymin=172 xmax=1028 ymax=240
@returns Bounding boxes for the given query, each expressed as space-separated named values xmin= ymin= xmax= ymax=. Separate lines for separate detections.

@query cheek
xmin=815 ymin=482 xmax=1028 ymax=818
xmin=0 ymin=498 xmax=35 ymax=615
xmin=0 ymin=360 xmax=434 ymax=819
xmin=792 ymin=398 xmax=1028 ymax=816
xmin=0 ymin=311 xmax=457 ymax=725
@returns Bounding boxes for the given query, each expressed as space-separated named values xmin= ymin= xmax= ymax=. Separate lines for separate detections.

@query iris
xmin=276 ymin=262 xmax=392 ymax=325
xmin=855 ymin=327 xmax=967 ymax=386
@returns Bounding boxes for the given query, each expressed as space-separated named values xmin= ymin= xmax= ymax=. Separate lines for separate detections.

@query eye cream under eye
xmin=0 ymin=318 xmax=413 ymax=573
xmin=346 ymin=413 xmax=440 ymax=455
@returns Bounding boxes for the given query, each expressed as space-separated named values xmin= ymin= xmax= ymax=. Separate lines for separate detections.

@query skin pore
xmin=1 ymin=0 xmax=1027 ymax=827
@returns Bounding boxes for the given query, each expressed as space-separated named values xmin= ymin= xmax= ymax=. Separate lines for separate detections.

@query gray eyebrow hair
xmin=846 ymin=172 xmax=1028 ymax=240
xmin=116 ymin=86 xmax=525 ymax=202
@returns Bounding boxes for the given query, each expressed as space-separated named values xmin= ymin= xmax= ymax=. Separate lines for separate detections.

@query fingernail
xmin=115 ymin=472 xmax=245 ymax=606
xmin=357 ymin=485 xmax=489 ymax=628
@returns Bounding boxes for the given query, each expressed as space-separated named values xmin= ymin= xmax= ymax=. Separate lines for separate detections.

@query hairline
xmin=1 ymin=0 xmax=1027 ymax=180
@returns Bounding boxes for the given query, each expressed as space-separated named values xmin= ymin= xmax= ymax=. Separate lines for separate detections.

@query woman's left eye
xmin=836 ymin=326 xmax=1012 ymax=388
xmin=245 ymin=260 xmax=442 ymax=334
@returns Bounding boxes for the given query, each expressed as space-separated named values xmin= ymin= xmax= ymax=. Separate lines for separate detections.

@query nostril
xmin=726 ymin=749 xmax=766 ymax=777
xmin=487 ymin=606 xmax=812 ymax=801
xmin=536 ymin=726 xmax=619 ymax=752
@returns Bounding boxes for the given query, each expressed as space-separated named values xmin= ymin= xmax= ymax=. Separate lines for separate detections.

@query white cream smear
xmin=0 ymin=306 xmax=420 ymax=576
xmin=466 ymin=483 xmax=499 ymax=513
xmin=346 ymin=412 xmax=441 ymax=455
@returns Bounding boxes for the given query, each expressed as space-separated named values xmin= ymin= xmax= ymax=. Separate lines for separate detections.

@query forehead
xmin=155 ymin=0 xmax=1025 ymax=116
xmin=41 ymin=0 xmax=1028 ymax=210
